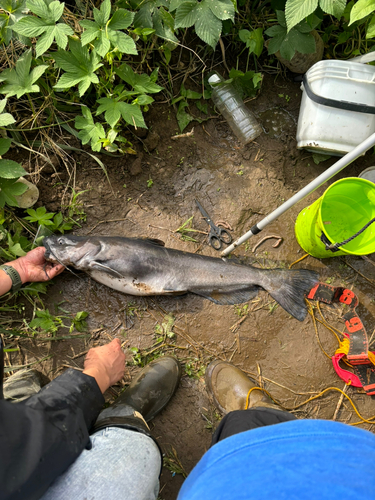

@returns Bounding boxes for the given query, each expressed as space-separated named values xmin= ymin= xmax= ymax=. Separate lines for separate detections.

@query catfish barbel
xmin=44 ymin=235 xmax=319 ymax=321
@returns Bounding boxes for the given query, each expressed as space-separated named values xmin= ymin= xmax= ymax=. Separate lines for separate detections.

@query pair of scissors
xmin=195 ymin=199 xmax=232 ymax=251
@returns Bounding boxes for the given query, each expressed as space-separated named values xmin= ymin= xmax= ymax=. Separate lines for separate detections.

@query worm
xmin=252 ymin=235 xmax=283 ymax=253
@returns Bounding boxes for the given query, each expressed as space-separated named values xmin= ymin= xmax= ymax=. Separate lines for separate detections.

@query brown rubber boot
xmin=205 ymin=360 xmax=279 ymax=414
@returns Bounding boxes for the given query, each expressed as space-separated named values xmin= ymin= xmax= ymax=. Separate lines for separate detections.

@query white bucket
xmin=296 ymin=60 xmax=375 ymax=156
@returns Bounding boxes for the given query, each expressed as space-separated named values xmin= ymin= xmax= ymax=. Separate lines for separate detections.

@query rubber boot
xmin=205 ymin=360 xmax=279 ymax=414
xmin=93 ymin=356 xmax=181 ymax=435
xmin=4 ymin=369 xmax=43 ymax=402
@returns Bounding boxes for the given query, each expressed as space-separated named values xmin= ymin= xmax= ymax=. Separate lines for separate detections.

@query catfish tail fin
xmin=262 ymin=269 xmax=319 ymax=321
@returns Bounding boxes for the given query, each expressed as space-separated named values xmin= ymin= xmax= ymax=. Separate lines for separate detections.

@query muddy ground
xmin=5 ymin=73 xmax=375 ymax=499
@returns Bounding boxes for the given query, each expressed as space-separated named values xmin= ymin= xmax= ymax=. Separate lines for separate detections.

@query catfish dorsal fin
xmin=145 ymin=238 xmax=165 ymax=247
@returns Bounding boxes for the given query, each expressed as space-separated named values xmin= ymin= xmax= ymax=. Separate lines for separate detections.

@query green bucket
xmin=295 ymin=177 xmax=375 ymax=258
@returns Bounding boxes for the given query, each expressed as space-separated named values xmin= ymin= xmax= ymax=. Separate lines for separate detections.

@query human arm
xmin=0 ymin=339 xmax=126 ymax=500
xmin=0 ymin=246 xmax=65 ymax=295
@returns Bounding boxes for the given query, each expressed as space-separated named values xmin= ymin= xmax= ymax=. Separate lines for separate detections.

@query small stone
xmin=144 ymin=130 xmax=160 ymax=151
xmin=129 ymin=154 xmax=143 ymax=176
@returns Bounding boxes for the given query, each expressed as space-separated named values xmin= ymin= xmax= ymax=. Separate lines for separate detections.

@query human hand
xmin=7 ymin=247 xmax=65 ymax=284
xmin=83 ymin=339 xmax=126 ymax=393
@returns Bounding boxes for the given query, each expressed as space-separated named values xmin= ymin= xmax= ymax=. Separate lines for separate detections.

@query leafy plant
xmin=228 ymin=68 xmax=263 ymax=98
xmin=0 ymin=49 xmax=48 ymax=99
xmin=0 ymin=133 xmax=28 ymax=208
xmin=265 ymin=10 xmax=319 ymax=60
xmin=80 ymin=0 xmax=136 ymax=57
xmin=0 ymin=0 xmax=29 ymax=45
xmin=170 ymin=0 xmax=235 ymax=48
xmin=11 ymin=0 xmax=73 ymax=57
xmin=238 ymin=27 xmax=264 ymax=57
xmin=53 ymin=38 xmax=103 ymax=97
xmin=24 ymin=207 xmax=73 ymax=232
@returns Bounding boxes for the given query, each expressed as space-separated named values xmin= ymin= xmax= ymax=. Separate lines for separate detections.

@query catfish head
xmin=44 ymin=235 xmax=102 ymax=271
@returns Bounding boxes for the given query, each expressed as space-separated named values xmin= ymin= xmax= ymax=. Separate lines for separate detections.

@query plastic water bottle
xmin=208 ymin=73 xmax=262 ymax=145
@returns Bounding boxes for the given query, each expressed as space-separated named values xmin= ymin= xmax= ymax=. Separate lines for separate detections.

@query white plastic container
xmin=296 ymin=60 xmax=375 ymax=155
xmin=208 ymin=73 xmax=262 ymax=144
xmin=359 ymin=166 xmax=375 ymax=183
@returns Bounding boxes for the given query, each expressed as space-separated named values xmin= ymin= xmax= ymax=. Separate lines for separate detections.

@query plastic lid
xmin=208 ymin=74 xmax=221 ymax=85
xmin=358 ymin=166 xmax=375 ymax=184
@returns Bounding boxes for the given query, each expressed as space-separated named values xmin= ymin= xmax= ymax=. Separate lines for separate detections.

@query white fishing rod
xmin=221 ymin=132 xmax=375 ymax=257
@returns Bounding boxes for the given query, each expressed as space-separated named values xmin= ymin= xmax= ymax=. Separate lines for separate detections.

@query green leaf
xmin=285 ymin=0 xmax=318 ymax=31
xmin=319 ymin=0 xmax=346 ymax=17
xmin=239 ymin=27 xmax=264 ymax=56
xmin=93 ymin=0 xmax=111 ymax=26
xmin=0 ymin=112 xmax=15 ymax=126
xmin=266 ymin=19 xmax=316 ymax=60
xmin=0 ymin=138 xmax=11 ymax=155
xmin=367 ymin=13 xmax=375 ymax=37
xmin=133 ymin=3 xmax=153 ymax=28
xmin=209 ymin=0 xmax=235 ymax=21
xmin=174 ymin=0 xmax=198 ymax=28
xmin=194 ymin=0 xmax=222 ymax=47
xmin=169 ymin=0 xmax=182 ymax=11
xmin=24 ymin=206 xmax=55 ymax=224
xmin=312 ymin=152 xmax=332 ymax=164
xmin=107 ymin=30 xmax=137 ymax=54
xmin=96 ymin=97 xmax=147 ymax=128
xmin=0 ymin=49 xmax=48 ymax=98
xmin=54 ymin=39 xmax=102 ymax=96
xmin=0 ymin=159 xmax=26 ymax=178
xmin=349 ymin=0 xmax=375 ymax=24
xmin=108 ymin=8 xmax=134 ymax=29
xmin=75 ymin=107 xmax=105 ymax=152
xmin=176 ymin=100 xmax=194 ymax=131
xmin=115 ymin=63 xmax=163 ymax=93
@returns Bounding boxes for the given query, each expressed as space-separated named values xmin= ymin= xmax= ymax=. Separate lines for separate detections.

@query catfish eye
xmin=58 ymin=238 xmax=64 ymax=245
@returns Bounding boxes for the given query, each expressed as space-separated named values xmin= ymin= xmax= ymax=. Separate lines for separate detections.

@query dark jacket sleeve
xmin=0 ymin=369 xmax=104 ymax=500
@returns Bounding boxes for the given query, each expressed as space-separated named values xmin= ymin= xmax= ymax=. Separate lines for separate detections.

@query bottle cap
xmin=208 ymin=74 xmax=221 ymax=85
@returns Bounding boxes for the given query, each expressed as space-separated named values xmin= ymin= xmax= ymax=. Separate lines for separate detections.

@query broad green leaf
xmin=108 ymin=30 xmax=137 ymax=54
xmin=285 ymin=0 xmax=318 ymax=31
xmin=11 ymin=16 xmax=46 ymax=37
xmin=0 ymin=99 xmax=15 ymax=126
xmin=0 ymin=159 xmax=26 ymax=178
xmin=239 ymin=27 xmax=263 ymax=56
xmin=96 ymin=97 xmax=147 ymax=128
xmin=174 ymin=0 xmax=198 ymax=28
xmin=133 ymin=3 xmax=153 ymax=28
xmin=285 ymin=29 xmax=315 ymax=56
xmin=54 ymin=39 xmax=102 ymax=96
xmin=0 ymin=50 xmax=48 ymax=98
xmin=169 ymin=0 xmax=182 ymax=11
xmin=115 ymin=64 xmax=162 ymax=93
xmin=153 ymin=8 xmax=178 ymax=44
xmin=319 ymin=0 xmax=346 ymax=18
xmin=176 ymin=100 xmax=194 ymax=131
xmin=349 ymin=0 xmax=375 ymax=24
xmin=135 ymin=94 xmax=154 ymax=105
xmin=367 ymin=13 xmax=375 ymax=37
xmin=93 ymin=0 xmax=111 ymax=26
xmin=108 ymin=9 xmax=134 ymax=29
xmin=0 ymin=138 xmax=11 ymax=155
xmin=209 ymin=0 xmax=235 ymax=21
xmin=0 ymin=178 xmax=27 ymax=207
xmin=0 ymin=113 xmax=15 ymax=126
xmin=194 ymin=0 xmax=222 ymax=47
xmin=93 ymin=31 xmax=111 ymax=57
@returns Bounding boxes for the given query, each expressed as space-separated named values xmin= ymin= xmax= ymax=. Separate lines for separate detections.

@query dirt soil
xmin=5 ymin=73 xmax=375 ymax=499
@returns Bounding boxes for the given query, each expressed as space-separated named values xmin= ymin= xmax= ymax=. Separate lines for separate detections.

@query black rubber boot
xmin=93 ymin=356 xmax=181 ymax=434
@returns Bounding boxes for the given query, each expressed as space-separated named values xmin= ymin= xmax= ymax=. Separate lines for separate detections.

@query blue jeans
xmin=41 ymin=427 xmax=161 ymax=500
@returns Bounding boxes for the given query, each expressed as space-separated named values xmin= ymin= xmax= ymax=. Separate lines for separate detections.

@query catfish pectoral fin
xmin=91 ymin=261 xmax=125 ymax=278
xmin=191 ymin=286 xmax=260 ymax=305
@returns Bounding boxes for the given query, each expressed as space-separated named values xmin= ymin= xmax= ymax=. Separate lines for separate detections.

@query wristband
xmin=0 ymin=265 xmax=23 ymax=292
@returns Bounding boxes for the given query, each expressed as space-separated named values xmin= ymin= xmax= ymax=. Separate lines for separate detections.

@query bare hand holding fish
xmin=43 ymin=235 xmax=319 ymax=322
